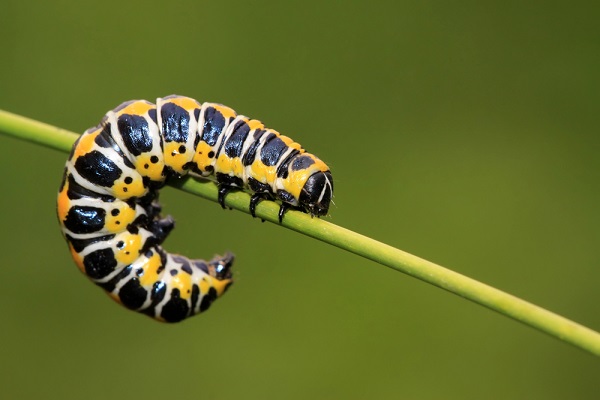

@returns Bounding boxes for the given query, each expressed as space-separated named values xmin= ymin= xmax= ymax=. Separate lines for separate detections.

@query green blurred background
xmin=1 ymin=0 xmax=598 ymax=398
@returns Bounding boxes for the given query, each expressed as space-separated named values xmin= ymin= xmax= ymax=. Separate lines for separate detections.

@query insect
xmin=57 ymin=95 xmax=333 ymax=322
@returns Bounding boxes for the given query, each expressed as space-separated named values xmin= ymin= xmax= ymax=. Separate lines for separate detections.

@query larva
xmin=57 ymin=95 xmax=333 ymax=322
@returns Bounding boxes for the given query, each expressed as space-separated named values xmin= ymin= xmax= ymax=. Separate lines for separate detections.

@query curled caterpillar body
xmin=57 ymin=95 xmax=333 ymax=322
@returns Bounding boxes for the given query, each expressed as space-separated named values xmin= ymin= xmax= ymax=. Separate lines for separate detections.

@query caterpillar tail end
xmin=202 ymin=252 xmax=235 ymax=297
xmin=210 ymin=252 xmax=234 ymax=281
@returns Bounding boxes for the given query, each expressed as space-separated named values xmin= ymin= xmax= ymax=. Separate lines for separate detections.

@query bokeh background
xmin=1 ymin=1 xmax=598 ymax=399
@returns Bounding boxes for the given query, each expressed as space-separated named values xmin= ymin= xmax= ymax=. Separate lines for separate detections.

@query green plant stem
xmin=1 ymin=108 xmax=599 ymax=356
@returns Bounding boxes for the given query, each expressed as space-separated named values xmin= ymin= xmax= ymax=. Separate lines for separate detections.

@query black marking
xmin=94 ymin=124 xmax=121 ymax=155
xmin=64 ymin=206 xmax=106 ymax=234
xmin=83 ymin=248 xmax=118 ymax=280
xmin=74 ymin=150 xmax=122 ymax=188
xmin=94 ymin=123 xmax=136 ymax=169
xmin=224 ymin=120 xmax=250 ymax=158
xmin=201 ymin=106 xmax=227 ymax=146
xmin=150 ymin=281 xmax=166 ymax=302
xmin=66 ymin=233 xmax=115 ymax=253
xmin=59 ymin=168 xmax=67 ymax=192
xmin=122 ymin=154 xmax=135 ymax=169
xmin=139 ymin=279 xmax=165 ymax=319
xmin=119 ymin=278 xmax=147 ymax=310
xmin=242 ymin=129 xmax=266 ymax=166
xmin=199 ymin=287 xmax=218 ymax=312
xmin=171 ymin=255 xmax=192 ymax=273
xmin=161 ymin=102 xmax=190 ymax=143
xmin=66 ymin=174 xmax=115 ymax=202
xmin=181 ymin=263 xmax=193 ymax=275
xmin=276 ymin=150 xmax=301 ymax=178
xmin=148 ymin=108 xmax=157 ymax=123
xmin=97 ymin=265 xmax=132 ymax=292
xmin=68 ymin=135 xmax=81 ymax=160
xmin=260 ymin=135 xmax=287 ymax=167
xmin=156 ymin=245 xmax=168 ymax=270
xmin=192 ymin=260 xmax=209 ymax=274
xmin=291 ymin=155 xmax=315 ymax=171
xmin=118 ymin=114 xmax=153 ymax=156
xmin=161 ymin=289 xmax=190 ymax=323
xmin=191 ymin=284 xmax=200 ymax=312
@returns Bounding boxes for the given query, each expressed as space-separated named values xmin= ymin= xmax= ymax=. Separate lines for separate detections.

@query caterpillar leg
xmin=249 ymin=193 xmax=273 ymax=218
xmin=216 ymin=173 xmax=244 ymax=209
xmin=136 ymin=191 xmax=164 ymax=221
xmin=247 ymin=178 xmax=275 ymax=218
xmin=278 ymin=202 xmax=292 ymax=223
xmin=218 ymin=185 xmax=233 ymax=209
xmin=147 ymin=216 xmax=175 ymax=246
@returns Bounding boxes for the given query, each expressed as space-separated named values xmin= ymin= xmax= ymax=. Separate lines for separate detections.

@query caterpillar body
xmin=57 ymin=95 xmax=333 ymax=322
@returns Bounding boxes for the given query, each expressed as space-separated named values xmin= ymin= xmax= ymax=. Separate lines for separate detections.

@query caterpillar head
xmin=299 ymin=171 xmax=334 ymax=216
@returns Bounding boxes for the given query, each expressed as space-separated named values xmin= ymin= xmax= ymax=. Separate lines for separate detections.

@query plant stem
xmin=1 ymin=108 xmax=599 ymax=356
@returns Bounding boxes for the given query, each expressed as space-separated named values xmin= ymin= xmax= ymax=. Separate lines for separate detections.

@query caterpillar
xmin=57 ymin=95 xmax=333 ymax=323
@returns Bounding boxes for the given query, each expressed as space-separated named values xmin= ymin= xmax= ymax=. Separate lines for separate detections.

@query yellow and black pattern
xmin=57 ymin=95 xmax=333 ymax=322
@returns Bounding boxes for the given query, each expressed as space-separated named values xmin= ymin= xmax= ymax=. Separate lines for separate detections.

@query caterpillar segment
xmin=58 ymin=95 xmax=333 ymax=322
